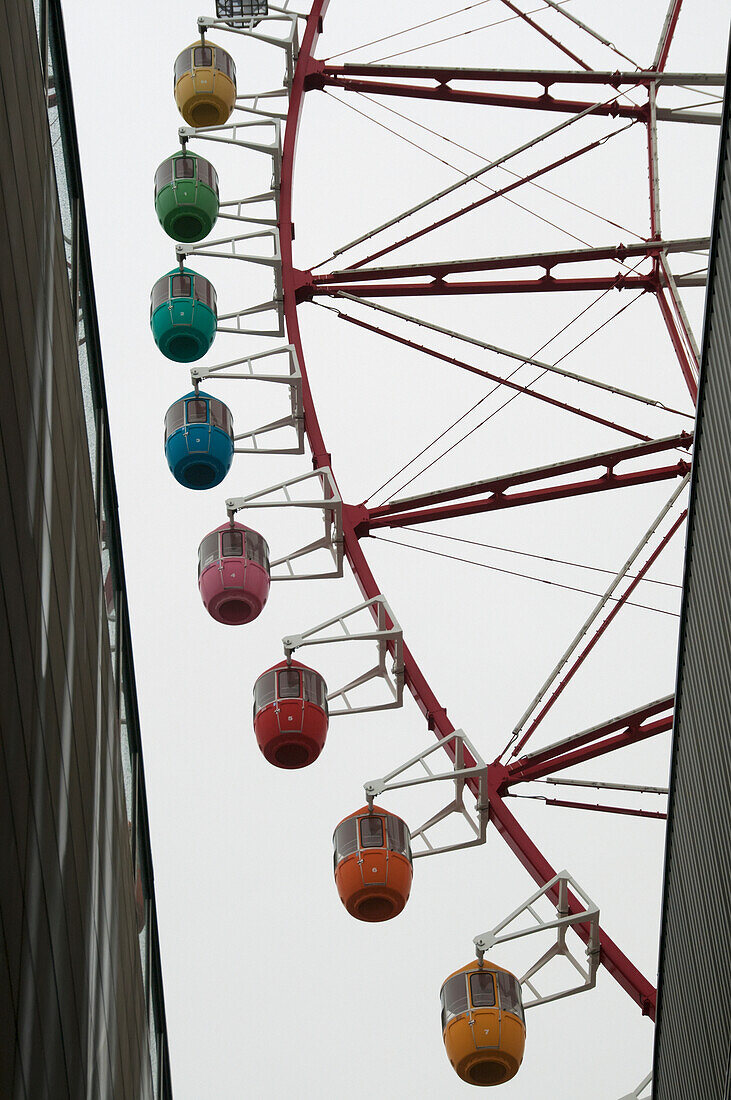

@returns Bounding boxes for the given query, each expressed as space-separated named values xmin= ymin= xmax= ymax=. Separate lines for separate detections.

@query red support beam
xmin=498 ymin=0 xmax=591 ymax=70
xmin=299 ymin=273 xmax=656 ymax=299
xmin=331 ymin=310 xmax=655 ymax=441
xmin=654 ymin=0 xmax=685 ymax=72
xmin=655 ymin=282 xmax=699 ymax=402
xmin=310 ymin=239 xmax=687 ymax=286
xmin=359 ymin=463 xmax=690 ymax=532
xmin=348 ymin=135 xmax=616 ymax=270
xmin=309 ymin=70 xmax=649 ymax=120
xmin=510 ymin=510 xmax=687 ymax=755
xmin=315 ymin=64 xmax=711 ymax=88
xmin=504 ymin=697 xmax=673 ymax=771
xmin=535 ymin=797 xmax=667 ymax=820
xmin=505 ymin=715 xmax=673 ymax=786
xmin=372 ymin=434 xmax=692 ymax=513
xmin=488 ymin=784 xmax=657 ymax=1017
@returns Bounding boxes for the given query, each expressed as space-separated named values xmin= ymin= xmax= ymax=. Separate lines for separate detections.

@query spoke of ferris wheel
xmin=503 ymin=699 xmax=675 ymax=781
xmin=334 ymin=292 xmax=692 ymax=416
xmin=538 ymin=0 xmax=640 ymax=68
xmin=323 ymin=0 xmax=496 ymax=62
xmin=654 ymin=0 xmax=684 ymax=72
xmin=331 ymin=94 xmax=627 ymax=260
xmin=497 ymin=0 xmax=591 ymax=69
xmin=659 ymin=252 xmax=702 ymax=365
xmin=335 ymin=112 xmax=641 ymax=272
xmin=540 ymin=777 xmax=669 ymax=795
xmin=322 ymin=237 xmax=709 ymax=284
xmin=506 ymin=794 xmax=667 ymax=820
xmin=502 ymin=475 xmax=689 ymax=761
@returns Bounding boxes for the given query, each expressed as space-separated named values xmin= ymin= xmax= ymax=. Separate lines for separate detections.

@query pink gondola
xmin=198 ymin=521 xmax=270 ymax=625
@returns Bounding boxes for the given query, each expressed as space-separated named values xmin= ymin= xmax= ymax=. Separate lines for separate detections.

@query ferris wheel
xmin=148 ymin=0 xmax=724 ymax=1091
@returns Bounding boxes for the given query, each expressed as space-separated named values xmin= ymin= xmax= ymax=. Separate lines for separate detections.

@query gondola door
xmin=275 ymin=667 xmax=304 ymax=735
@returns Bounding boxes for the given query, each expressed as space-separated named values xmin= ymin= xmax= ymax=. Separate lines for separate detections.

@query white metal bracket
xmin=216 ymin=297 xmax=284 ymax=338
xmin=364 ymin=729 xmax=488 ymax=857
xmin=191 ymin=344 xmax=304 ymax=454
xmin=226 ymin=467 xmax=342 ymax=580
xmin=179 ymin=113 xmax=282 ymax=185
xmin=177 ymin=227 xmax=283 ymax=335
xmin=618 ymin=1072 xmax=652 ymax=1100
xmin=282 ymin=595 xmax=404 ymax=716
xmin=198 ymin=6 xmax=301 ymax=88
xmin=217 ymin=190 xmax=278 ymax=228
xmin=473 ymin=870 xmax=600 ymax=1010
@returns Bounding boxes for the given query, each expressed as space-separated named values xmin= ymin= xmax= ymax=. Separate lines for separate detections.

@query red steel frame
xmin=280 ymin=0 xmax=701 ymax=1022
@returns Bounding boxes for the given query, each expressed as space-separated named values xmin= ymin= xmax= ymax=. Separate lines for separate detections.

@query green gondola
xmin=155 ymin=151 xmax=219 ymax=243
xmin=150 ymin=267 xmax=217 ymax=363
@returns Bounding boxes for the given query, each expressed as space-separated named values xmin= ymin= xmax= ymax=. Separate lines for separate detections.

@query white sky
xmin=63 ymin=2 xmax=728 ymax=1097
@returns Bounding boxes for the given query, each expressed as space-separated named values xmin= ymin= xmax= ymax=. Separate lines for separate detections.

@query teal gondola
xmin=150 ymin=267 xmax=217 ymax=363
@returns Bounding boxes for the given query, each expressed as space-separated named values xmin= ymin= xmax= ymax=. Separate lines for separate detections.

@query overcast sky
xmin=63 ymin=1 xmax=727 ymax=1096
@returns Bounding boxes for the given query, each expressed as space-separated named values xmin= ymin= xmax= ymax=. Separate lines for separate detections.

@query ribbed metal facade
xmin=0 ymin=1 xmax=172 ymax=1096
xmin=654 ymin=37 xmax=731 ymax=1100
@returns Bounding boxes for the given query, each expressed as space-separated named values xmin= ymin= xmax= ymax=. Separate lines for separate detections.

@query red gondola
xmin=332 ymin=805 xmax=413 ymax=922
xmin=253 ymin=659 xmax=329 ymax=769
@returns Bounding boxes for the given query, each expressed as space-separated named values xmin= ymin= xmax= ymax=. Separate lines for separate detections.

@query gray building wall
xmin=0 ymin=0 xmax=170 ymax=1096
xmin=654 ymin=38 xmax=731 ymax=1100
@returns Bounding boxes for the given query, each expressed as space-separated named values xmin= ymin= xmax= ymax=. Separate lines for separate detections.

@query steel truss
xmin=363 ymin=729 xmax=489 ymax=857
xmin=473 ymin=870 xmax=601 ymax=1009
xmin=205 ymin=0 xmax=713 ymax=1028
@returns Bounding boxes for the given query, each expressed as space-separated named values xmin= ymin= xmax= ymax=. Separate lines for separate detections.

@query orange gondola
xmin=440 ymin=959 xmax=525 ymax=1087
xmin=332 ymin=804 xmax=412 ymax=922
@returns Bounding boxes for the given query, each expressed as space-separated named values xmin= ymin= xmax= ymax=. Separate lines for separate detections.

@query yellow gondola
xmin=440 ymin=959 xmax=525 ymax=1086
xmin=174 ymin=41 xmax=236 ymax=127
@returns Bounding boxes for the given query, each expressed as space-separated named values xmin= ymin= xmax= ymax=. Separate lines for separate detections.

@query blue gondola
xmin=164 ymin=390 xmax=234 ymax=489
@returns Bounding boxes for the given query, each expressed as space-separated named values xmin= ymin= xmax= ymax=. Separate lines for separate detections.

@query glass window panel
xmin=333 ymin=818 xmax=358 ymax=867
xmin=441 ymin=974 xmax=469 ymax=1030
xmin=119 ymin=690 xmax=133 ymax=821
xmin=277 ymin=668 xmax=301 ymax=699
xmin=198 ymin=532 xmax=221 ymax=576
xmin=209 ymin=399 xmax=229 ymax=434
xmin=175 ymin=50 xmax=191 ymax=82
xmin=496 ymin=972 xmax=524 ymax=1022
xmin=205 ymin=162 xmax=219 ymax=192
xmin=148 ymin=1016 xmax=159 ymax=1100
xmin=221 ymin=530 xmax=243 ymax=558
xmin=245 ymin=531 xmax=269 ymax=570
xmin=150 ymin=277 xmax=169 ymax=314
xmin=359 ymin=816 xmax=384 ymax=848
xmin=386 ymin=815 xmax=411 ymax=858
xmin=171 ymin=275 xmax=191 ymax=299
xmin=194 ymin=46 xmax=212 ymax=67
xmin=165 ymin=402 xmax=185 ymax=437
xmin=254 ymin=671 xmax=276 ymax=713
xmin=302 ymin=670 xmax=323 ymax=705
xmin=155 ymin=160 xmax=174 ymax=193
xmin=186 ymin=398 xmax=208 ymax=425
xmin=214 ymin=50 xmax=235 ymax=81
xmin=175 ymin=156 xmax=196 ymax=180
xmin=470 ymin=971 xmax=496 ymax=1008
xmin=194 ymin=277 xmax=214 ymax=310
